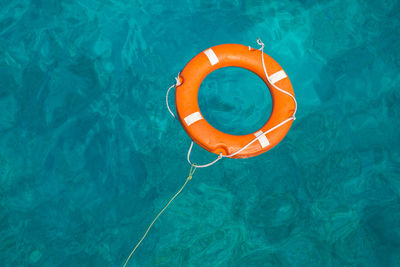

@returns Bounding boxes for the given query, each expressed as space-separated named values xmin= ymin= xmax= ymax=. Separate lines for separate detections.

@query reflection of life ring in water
xmin=175 ymin=43 xmax=297 ymax=158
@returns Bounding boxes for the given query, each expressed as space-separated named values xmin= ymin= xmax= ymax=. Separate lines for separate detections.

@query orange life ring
xmin=175 ymin=44 xmax=296 ymax=158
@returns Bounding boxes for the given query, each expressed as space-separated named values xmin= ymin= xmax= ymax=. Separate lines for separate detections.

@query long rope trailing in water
xmin=124 ymin=38 xmax=297 ymax=265
xmin=123 ymin=164 xmax=197 ymax=267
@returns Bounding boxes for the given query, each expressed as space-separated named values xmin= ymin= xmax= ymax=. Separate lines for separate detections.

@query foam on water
xmin=0 ymin=0 xmax=400 ymax=266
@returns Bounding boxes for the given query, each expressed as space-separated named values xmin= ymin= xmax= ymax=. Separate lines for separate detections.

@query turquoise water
xmin=1 ymin=0 xmax=400 ymax=266
xmin=199 ymin=67 xmax=273 ymax=135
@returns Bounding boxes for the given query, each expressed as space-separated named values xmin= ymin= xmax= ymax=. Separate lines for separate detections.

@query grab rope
xmin=166 ymin=38 xmax=297 ymax=168
xmin=257 ymin=38 xmax=297 ymax=119
xmin=123 ymin=164 xmax=197 ymax=267
xmin=165 ymin=74 xmax=181 ymax=118
xmin=166 ymin=84 xmax=176 ymax=118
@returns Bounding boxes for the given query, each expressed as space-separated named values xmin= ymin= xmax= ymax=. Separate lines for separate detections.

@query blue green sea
xmin=1 ymin=0 xmax=400 ymax=266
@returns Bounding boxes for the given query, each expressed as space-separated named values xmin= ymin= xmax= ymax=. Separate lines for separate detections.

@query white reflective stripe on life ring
xmin=184 ymin=111 xmax=203 ymax=126
xmin=254 ymin=130 xmax=270 ymax=148
xmin=269 ymin=70 xmax=287 ymax=84
xmin=204 ymin=49 xmax=219 ymax=66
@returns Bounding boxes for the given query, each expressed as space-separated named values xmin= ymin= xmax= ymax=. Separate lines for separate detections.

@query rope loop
xmin=187 ymin=141 xmax=223 ymax=168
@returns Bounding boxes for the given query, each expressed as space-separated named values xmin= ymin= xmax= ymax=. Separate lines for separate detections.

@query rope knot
xmin=257 ymin=38 xmax=265 ymax=50
xmin=175 ymin=76 xmax=181 ymax=86
xmin=175 ymin=72 xmax=182 ymax=86
xmin=188 ymin=164 xmax=197 ymax=180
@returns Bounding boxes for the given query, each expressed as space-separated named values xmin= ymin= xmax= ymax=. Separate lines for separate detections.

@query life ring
xmin=175 ymin=43 xmax=296 ymax=158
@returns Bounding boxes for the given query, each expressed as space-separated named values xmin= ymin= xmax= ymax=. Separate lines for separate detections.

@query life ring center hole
xmin=198 ymin=67 xmax=272 ymax=136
